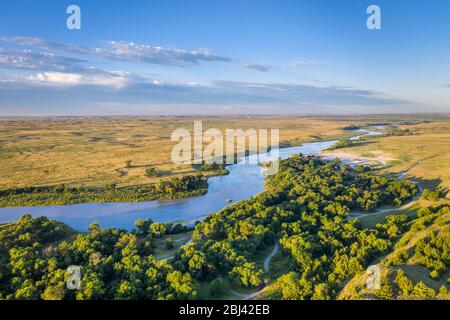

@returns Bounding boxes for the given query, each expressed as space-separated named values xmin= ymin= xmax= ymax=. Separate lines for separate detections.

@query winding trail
xmin=264 ymin=241 xmax=279 ymax=272
xmin=230 ymin=240 xmax=279 ymax=300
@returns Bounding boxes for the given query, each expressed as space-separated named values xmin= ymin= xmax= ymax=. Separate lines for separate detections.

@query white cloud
xmin=101 ymin=41 xmax=232 ymax=66
xmin=0 ymin=48 xmax=85 ymax=71
xmin=242 ymin=62 xmax=273 ymax=72
xmin=24 ymin=71 xmax=129 ymax=88
xmin=287 ymin=59 xmax=329 ymax=67
xmin=1 ymin=36 xmax=232 ymax=67
xmin=152 ymin=79 xmax=165 ymax=86
xmin=26 ymin=72 xmax=82 ymax=85
xmin=1 ymin=36 xmax=330 ymax=73
xmin=242 ymin=59 xmax=328 ymax=72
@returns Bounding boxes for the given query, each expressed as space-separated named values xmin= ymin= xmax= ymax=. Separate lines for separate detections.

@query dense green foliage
xmin=415 ymin=231 xmax=449 ymax=279
xmin=342 ymin=125 xmax=361 ymax=131
xmin=373 ymin=126 xmax=411 ymax=138
xmin=0 ymin=155 xmax=420 ymax=300
xmin=192 ymin=161 xmax=229 ymax=176
xmin=145 ymin=167 xmax=159 ymax=177
xmin=0 ymin=175 xmax=207 ymax=207
xmin=173 ymin=156 xmax=417 ymax=298
xmin=393 ymin=270 xmax=447 ymax=299
xmin=422 ymin=188 xmax=444 ymax=202
xmin=0 ymin=215 xmax=197 ymax=300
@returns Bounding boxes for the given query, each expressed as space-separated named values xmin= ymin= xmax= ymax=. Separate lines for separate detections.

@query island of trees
xmin=327 ymin=138 xmax=353 ymax=150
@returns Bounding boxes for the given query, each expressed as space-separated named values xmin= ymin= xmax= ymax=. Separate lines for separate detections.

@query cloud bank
xmin=0 ymin=35 xmax=420 ymax=115
xmin=1 ymin=36 xmax=232 ymax=67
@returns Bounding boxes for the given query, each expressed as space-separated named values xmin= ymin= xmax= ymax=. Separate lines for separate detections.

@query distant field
xmin=0 ymin=116 xmax=358 ymax=189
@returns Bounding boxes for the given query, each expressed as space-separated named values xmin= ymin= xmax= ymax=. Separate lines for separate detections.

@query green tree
xmin=88 ymin=221 xmax=100 ymax=233
xmin=150 ymin=223 xmax=167 ymax=238
xmin=412 ymin=281 xmax=436 ymax=299
xmin=41 ymin=285 xmax=65 ymax=300
xmin=210 ymin=278 xmax=227 ymax=297
xmin=146 ymin=167 xmax=158 ymax=177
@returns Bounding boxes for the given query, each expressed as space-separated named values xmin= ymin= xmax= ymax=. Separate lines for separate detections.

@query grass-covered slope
xmin=339 ymin=205 xmax=450 ymax=300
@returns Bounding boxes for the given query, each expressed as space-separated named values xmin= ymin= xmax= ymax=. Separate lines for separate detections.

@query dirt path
xmin=398 ymin=161 xmax=422 ymax=179
xmin=230 ymin=240 xmax=279 ymax=300
xmin=264 ymin=241 xmax=279 ymax=272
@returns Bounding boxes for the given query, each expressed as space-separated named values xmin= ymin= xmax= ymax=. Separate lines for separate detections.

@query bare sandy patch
xmin=321 ymin=150 xmax=395 ymax=165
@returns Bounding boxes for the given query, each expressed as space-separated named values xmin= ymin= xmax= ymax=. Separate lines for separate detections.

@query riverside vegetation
xmin=1 ymin=155 xmax=430 ymax=300
xmin=0 ymin=175 xmax=207 ymax=207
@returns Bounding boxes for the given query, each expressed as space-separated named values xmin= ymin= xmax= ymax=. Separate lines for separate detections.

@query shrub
xmin=165 ymin=237 xmax=174 ymax=249
xmin=146 ymin=167 xmax=158 ymax=177
xmin=328 ymin=138 xmax=353 ymax=150
xmin=210 ymin=278 xmax=227 ymax=296
xmin=422 ymin=188 xmax=443 ymax=202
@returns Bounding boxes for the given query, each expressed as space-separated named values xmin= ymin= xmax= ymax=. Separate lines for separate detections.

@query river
xmin=0 ymin=128 xmax=383 ymax=231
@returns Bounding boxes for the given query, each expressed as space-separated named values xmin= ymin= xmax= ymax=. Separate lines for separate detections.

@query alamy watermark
xmin=367 ymin=5 xmax=382 ymax=30
xmin=66 ymin=265 xmax=81 ymax=290
xmin=66 ymin=4 xmax=380 ymax=31
xmin=171 ymin=121 xmax=280 ymax=175
xmin=66 ymin=5 xmax=81 ymax=30
xmin=366 ymin=265 xmax=381 ymax=290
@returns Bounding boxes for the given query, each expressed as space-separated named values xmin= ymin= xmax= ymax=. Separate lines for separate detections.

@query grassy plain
xmin=0 ymin=116 xmax=358 ymax=190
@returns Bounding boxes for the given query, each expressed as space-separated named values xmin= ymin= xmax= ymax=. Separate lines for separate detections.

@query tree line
xmin=0 ymin=175 xmax=207 ymax=207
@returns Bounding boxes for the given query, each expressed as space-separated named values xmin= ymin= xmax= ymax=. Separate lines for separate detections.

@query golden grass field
xmin=0 ymin=116 xmax=357 ymax=189
xmin=2 ymin=114 xmax=450 ymax=199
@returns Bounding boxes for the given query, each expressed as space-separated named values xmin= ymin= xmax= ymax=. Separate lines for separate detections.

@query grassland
xmin=0 ymin=116 xmax=359 ymax=190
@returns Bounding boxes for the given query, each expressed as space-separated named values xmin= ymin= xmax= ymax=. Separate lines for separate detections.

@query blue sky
xmin=0 ymin=0 xmax=449 ymax=115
